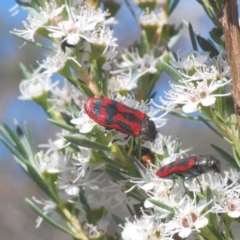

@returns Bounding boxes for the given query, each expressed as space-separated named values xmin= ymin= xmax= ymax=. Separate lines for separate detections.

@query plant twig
xmin=220 ymin=0 xmax=240 ymax=142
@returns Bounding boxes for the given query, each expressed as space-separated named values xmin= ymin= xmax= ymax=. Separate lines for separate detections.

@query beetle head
xmin=140 ymin=118 xmax=157 ymax=142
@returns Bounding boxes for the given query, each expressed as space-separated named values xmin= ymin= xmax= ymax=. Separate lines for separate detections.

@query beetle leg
xmin=196 ymin=177 xmax=203 ymax=193
xmin=168 ymin=179 xmax=176 ymax=190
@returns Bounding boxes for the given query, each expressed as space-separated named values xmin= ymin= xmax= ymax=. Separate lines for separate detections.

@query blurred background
xmin=0 ymin=1 xmax=230 ymax=239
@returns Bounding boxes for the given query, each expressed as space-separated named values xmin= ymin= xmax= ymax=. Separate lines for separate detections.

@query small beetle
xmin=140 ymin=147 xmax=156 ymax=167
xmin=84 ymin=98 xmax=157 ymax=141
xmin=156 ymin=154 xmax=220 ymax=180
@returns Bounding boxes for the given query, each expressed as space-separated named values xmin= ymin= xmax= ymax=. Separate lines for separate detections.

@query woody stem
xmin=220 ymin=0 xmax=240 ymax=144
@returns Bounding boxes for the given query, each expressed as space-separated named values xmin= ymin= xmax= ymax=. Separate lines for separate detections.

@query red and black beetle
xmin=84 ymin=98 xmax=157 ymax=142
xmin=156 ymin=154 xmax=220 ymax=180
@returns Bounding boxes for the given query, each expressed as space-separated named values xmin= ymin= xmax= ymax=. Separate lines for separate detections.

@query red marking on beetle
xmin=156 ymin=155 xmax=220 ymax=180
xmin=157 ymin=157 xmax=196 ymax=178
xmin=84 ymin=98 xmax=157 ymax=141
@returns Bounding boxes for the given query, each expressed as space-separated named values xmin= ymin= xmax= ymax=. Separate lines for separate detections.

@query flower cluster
xmin=3 ymin=0 xmax=240 ymax=239
xmin=160 ymin=51 xmax=232 ymax=113
xmin=122 ymin=167 xmax=240 ymax=239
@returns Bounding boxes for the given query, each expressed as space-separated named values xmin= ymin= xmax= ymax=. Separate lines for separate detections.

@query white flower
xmin=114 ymin=49 xmax=159 ymax=79
xmin=211 ymin=170 xmax=240 ymax=218
xmin=224 ymin=198 xmax=240 ymax=218
xmin=71 ymin=109 xmax=97 ymax=134
xmin=166 ymin=196 xmax=211 ymax=238
xmin=49 ymin=80 xmax=84 ymax=113
xmin=38 ymin=49 xmax=73 ymax=76
xmin=57 ymin=167 xmax=81 ymax=196
xmin=170 ymin=51 xmax=211 ymax=71
xmin=56 ymin=161 xmax=104 ymax=197
xmin=34 ymin=150 xmax=70 ymax=174
xmin=49 ymin=19 xmax=80 ymax=45
xmin=121 ymin=214 xmax=168 ymax=240
xmin=47 ymin=5 xmax=117 ymax=49
xmin=108 ymin=71 xmax=139 ymax=92
xmin=140 ymin=9 xmax=167 ymax=28
xmin=86 ymin=181 xmax=129 ymax=217
xmin=19 ymin=69 xmax=57 ymax=100
xmin=33 ymin=197 xmax=58 ymax=228
xmin=72 ymin=147 xmax=91 ymax=177
xmin=39 ymin=130 xmax=69 ymax=154
xmin=13 ymin=3 xmax=64 ymax=41
xmin=88 ymin=25 xmax=117 ymax=49
xmin=161 ymin=51 xmax=232 ymax=113
xmin=161 ymin=78 xmax=231 ymax=113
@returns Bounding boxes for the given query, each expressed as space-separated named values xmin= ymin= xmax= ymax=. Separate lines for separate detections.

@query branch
xmin=220 ymin=0 xmax=240 ymax=142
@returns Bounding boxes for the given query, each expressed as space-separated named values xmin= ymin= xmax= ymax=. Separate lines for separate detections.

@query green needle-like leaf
xmin=188 ymin=22 xmax=198 ymax=51
xmin=48 ymin=118 xmax=78 ymax=132
xmin=148 ymin=198 xmax=175 ymax=213
xmin=159 ymin=58 xmax=182 ymax=82
xmin=2 ymin=123 xmax=29 ymax=158
xmin=25 ymin=198 xmax=76 ymax=238
xmin=211 ymin=144 xmax=238 ymax=169
xmin=65 ymin=134 xmax=109 ymax=151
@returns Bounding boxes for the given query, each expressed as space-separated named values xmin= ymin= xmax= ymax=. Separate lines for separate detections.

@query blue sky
xmin=0 ymin=2 xmax=48 ymax=160
xmin=1 ymin=1 xmax=27 ymax=61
